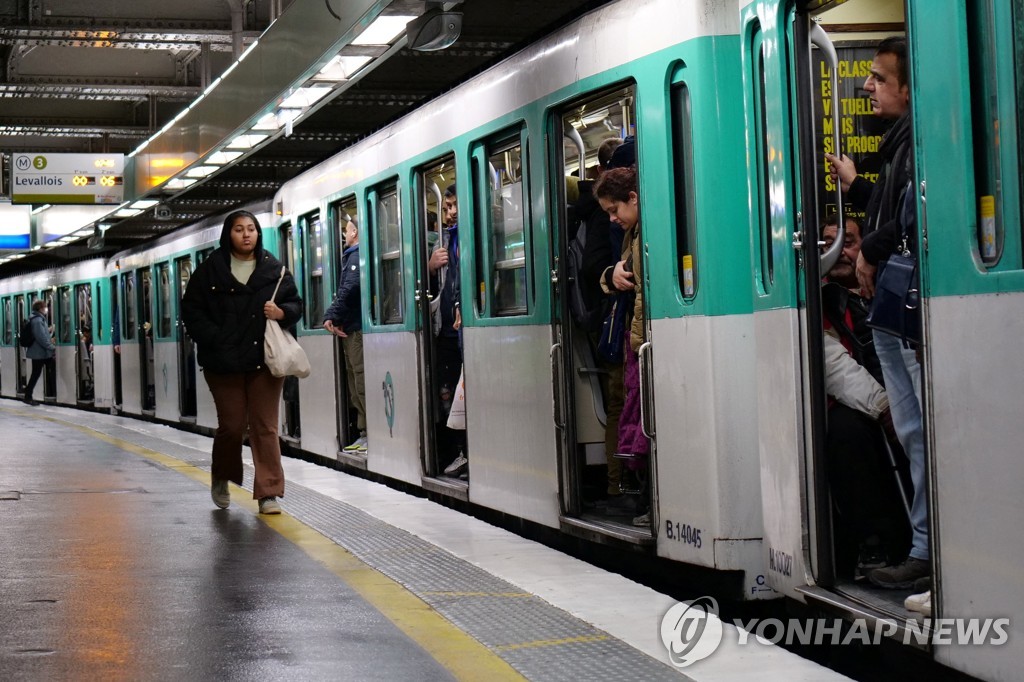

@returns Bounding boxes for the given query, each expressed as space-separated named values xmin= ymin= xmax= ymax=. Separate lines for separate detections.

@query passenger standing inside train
xmin=181 ymin=210 xmax=303 ymax=515
xmin=820 ymin=215 xmax=910 ymax=579
xmin=429 ymin=185 xmax=468 ymax=478
xmin=23 ymin=299 xmax=56 ymax=406
xmin=577 ymin=138 xmax=629 ymax=507
xmin=825 ymin=36 xmax=928 ymax=590
xmin=323 ymin=216 xmax=367 ymax=452
xmin=594 ymin=158 xmax=650 ymax=527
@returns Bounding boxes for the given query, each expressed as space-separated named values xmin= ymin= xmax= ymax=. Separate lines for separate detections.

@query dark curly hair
xmin=592 ymin=166 xmax=637 ymax=203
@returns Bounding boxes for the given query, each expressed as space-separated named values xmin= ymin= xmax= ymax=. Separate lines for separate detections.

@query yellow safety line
xmin=8 ymin=407 xmax=524 ymax=682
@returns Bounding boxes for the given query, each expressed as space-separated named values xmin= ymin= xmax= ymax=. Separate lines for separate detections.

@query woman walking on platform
xmin=181 ymin=210 xmax=303 ymax=514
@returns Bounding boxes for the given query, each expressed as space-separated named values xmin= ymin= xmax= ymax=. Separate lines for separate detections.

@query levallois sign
xmin=11 ymin=153 xmax=125 ymax=205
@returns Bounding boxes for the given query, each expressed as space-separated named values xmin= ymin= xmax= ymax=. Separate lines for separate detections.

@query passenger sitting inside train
xmin=428 ymin=184 xmax=468 ymax=479
xmin=820 ymin=214 xmax=910 ymax=581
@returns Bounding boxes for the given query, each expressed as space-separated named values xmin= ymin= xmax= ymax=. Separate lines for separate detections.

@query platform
xmin=0 ymin=400 xmax=848 ymax=680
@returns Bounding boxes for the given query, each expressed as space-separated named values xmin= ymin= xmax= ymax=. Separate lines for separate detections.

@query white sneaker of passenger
xmin=211 ymin=478 xmax=230 ymax=510
xmin=444 ymin=454 xmax=468 ymax=476
xmin=632 ymin=511 xmax=651 ymax=527
xmin=344 ymin=435 xmax=368 ymax=452
xmin=904 ymin=590 xmax=932 ymax=617
xmin=259 ymin=497 xmax=282 ymax=515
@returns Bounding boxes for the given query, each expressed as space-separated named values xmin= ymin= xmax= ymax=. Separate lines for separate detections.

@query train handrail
xmin=810 ymin=22 xmax=845 ymax=274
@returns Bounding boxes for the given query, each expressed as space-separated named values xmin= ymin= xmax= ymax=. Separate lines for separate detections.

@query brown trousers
xmin=204 ymin=368 xmax=286 ymax=499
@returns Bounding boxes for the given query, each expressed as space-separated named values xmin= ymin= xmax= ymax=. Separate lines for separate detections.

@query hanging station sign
xmin=11 ymin=153 xmax=125 ymax=205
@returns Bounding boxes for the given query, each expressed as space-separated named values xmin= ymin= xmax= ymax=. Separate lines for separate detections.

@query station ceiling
xmin=0 ymin=0 xmax=611 ymax=276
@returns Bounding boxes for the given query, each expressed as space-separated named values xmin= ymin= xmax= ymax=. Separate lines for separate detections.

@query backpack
xmin=565 ymin=218 xmax=594 ymax=328
xmin=19 ymin=318 xmax=34 ymax=349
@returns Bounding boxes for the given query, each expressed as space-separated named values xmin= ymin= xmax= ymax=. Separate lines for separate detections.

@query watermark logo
xmin=660 ymin=596 xmax=1011 ymax=667
xmin=659 ymin=596 xmax=724 ymax=668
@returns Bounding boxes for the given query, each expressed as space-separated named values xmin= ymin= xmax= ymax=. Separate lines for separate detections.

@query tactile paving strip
xmin=241 ymin=470 xmax=681 ymax=680
xmin=56 ymin=413 xmax=680 ymax=679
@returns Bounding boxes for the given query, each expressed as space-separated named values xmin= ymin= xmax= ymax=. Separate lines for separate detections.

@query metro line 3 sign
xmin=11 ymin=153 xmax=125 ymax=205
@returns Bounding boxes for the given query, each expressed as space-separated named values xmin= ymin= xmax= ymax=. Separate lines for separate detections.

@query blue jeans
xmin=873 ymin=330 xmax=929 ymax=561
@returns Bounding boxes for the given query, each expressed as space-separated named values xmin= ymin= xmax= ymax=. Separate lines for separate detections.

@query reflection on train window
xmin=2 ymin=297 xmax=10 ymax=345
xmin=750 ymin=21 xmax=774 ymax=293
xmin=58 ymin=286 xmax=71 ymax=343
xmin=15 ymin=295 xmax=26 ymax=346
xmin=122 ymin=273 xmax=136 ymax=340
xmin=301 ymin=211 xmax=325 ymax=326
xmin=42 ymin=291 xmax=53 ymax=329
xmin=373 ymin=185 xmax=404 ymax=325
xmin=75 ymin=283 xmax=92 ymax=339
xmin=157 ymin=263 xmax=172 ymax=338
xmin=485 ymin=139 xmax=529 ymax=316
xmin=671 ymin=81 xmax=699 ymax=299
xmin=967 ymin=0 xmax=1023 ymax=269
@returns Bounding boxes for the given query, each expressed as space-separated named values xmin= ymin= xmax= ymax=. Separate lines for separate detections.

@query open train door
xmin=906 ymin=0 xmax=1024 ymax=676
xmin=742 ymin=0 xmax=842 ymax=600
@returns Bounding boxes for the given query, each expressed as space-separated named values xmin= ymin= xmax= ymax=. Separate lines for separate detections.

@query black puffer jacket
xmin=181 ymin=229 xmax=302 ymax=375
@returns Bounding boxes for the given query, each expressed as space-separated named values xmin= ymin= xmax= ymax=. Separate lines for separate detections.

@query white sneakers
xmin=211 ymin=478 xmax=230 ymax=509
xmin=444 ymin=454 xmax=468 ymax=477
xmin=259 ymin=497 xmax=282 ymax=515
xmin=905 ymin=590 xmax=932 ymax=617
xmin=344 ymin=435 xmax=368 ymax=452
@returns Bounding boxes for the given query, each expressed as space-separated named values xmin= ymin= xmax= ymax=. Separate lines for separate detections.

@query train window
xmin=75 ymin=283 xmax=93 ymax=343
xmin=2 ymin=296 xmax=10 ymax=346
xmin=750 ymin=22 xmax=774 ymax=293
xmin=671 ymin=81 xmax=699 ymax=299
xmin=156 ymin=263 xmax=172 ymax=338
xmin=196 ymin=247 xmax=214 ymax=265
xmin=331 ymin=196 xmax=358 ymax=295
xmin=966 ymin=0 xmax=1023 ymax=269
xmin=14 ymin=295 xmax=25 ymax=345
xmin=122 ymin=272 xmax=136 ymax=340
xmin=58 ymin=286 xmax=71 ymax=343
xmin=369 ymin=184 xmax=404 ymax=325
xmin=481 ymin=138 xmax=529 ymax=316
xmin=300 ymin=210 xmax=325 ymax=327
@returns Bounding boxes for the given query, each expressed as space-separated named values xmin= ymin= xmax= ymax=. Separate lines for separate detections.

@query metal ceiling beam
xmin=0 ymin=27 xmax=261 ymax=51
xmin=0 ymin=84 xmax=199 ymax=101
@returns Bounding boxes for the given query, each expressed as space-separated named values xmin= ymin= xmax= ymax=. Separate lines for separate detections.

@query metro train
xmin=1 ymin=0 xmax=1021 ymax=679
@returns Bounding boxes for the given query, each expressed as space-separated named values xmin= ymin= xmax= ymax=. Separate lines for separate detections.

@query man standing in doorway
xmin=429 ymin=185 xmax=468 ymax=477
xmin=825 ymin=36 xmax=928 ymax=590
xmin=323 ymin=215 xmax=367 ymax=452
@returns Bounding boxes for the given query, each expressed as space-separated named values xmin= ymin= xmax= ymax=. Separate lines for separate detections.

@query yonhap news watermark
xmin=660 ymin=597 xmax=1011 ymax=668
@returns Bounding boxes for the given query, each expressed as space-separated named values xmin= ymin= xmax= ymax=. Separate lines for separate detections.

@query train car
xmin=0 ymin=259 xmax=107 ymax=408
xmin=1 ymin=0 xmax=1020 ymax=678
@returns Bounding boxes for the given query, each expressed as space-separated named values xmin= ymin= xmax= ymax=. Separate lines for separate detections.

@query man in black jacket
xmin=323 ymin=216 xmax=367 ymax=452
xmin=181 ymin=210 xmax=303 ymax=515
xmin=826 ymin=37 xmax=928 ymax=591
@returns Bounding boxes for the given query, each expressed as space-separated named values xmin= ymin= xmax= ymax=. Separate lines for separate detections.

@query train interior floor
xmin=0 ymin=399 xmax=848 ymax=681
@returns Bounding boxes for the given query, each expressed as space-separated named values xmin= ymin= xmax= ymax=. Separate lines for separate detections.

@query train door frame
xmin=174 ymin=256 xmax=197 ymax=420
xmin=752 ymin=0 xmax=928 ymax=629
xmin=277 ymin=222 xmax=301 ymax=441
xmin=549 ymin=85 xmax=651 ymax=544
xmin=328 ymin=197 xmax=359 ymax=461
xmin=73 ymin=282 xmax=95 ymax=404
xmin=412 ymin=155 xmax=464 ymax=493
xmin=137 ymin=267 xmax=156 ymax=413
xmin=14 ymin=294 xmax=26 ymax=395
xmin=110 ymin=275 xmax=123 ymax=408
